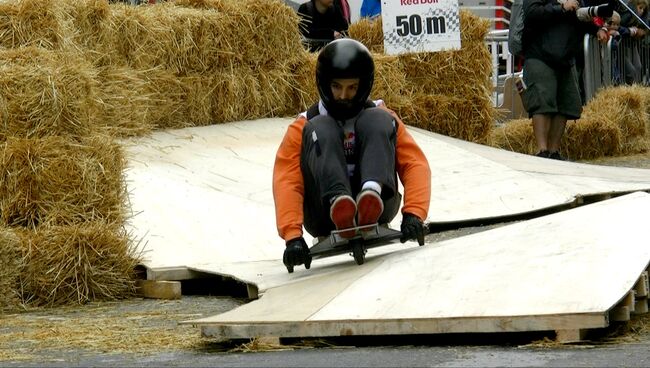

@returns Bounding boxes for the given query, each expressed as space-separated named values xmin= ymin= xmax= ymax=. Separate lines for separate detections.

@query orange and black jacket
xmin=272 ymin=105 xmax=432 ymax=242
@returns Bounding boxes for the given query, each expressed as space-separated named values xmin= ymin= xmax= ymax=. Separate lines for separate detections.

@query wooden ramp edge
xmin=137 ymin=190 xmax=639 ymax=296
xmin=184 ymin=192 xmax=650 ymax=342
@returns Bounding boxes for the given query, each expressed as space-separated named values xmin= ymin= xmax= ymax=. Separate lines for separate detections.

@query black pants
xmin=300 ymin=107 xmax=401 ymax=237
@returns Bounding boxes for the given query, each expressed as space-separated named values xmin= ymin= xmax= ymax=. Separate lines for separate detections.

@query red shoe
xmin=356 ymin=190 xmax=383 ymax=230
xmin=330 ymin=195 xmax=357 ymax=238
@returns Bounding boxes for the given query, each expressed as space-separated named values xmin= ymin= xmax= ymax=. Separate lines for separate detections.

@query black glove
xmin=283 ymin=237 xmax=311 ymax=273
xmin=400 ymin=213 xmax=424 ymax=245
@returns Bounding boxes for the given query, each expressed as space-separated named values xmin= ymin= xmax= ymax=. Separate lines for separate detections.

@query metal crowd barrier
xmin=485 ymin=30 xmax=515 ymax=107
xmin=583 ymin=34 xmax=650 ymax=101
xmin=582 ymin=34 xmax=612 ymax=102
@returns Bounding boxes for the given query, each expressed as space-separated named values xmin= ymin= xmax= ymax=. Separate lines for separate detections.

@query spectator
xmin=298 ymin=0 xmax=349 ymax=52
xmin=617 ymin=0 xmax=649 ymax=84
xmin=522 ymin=0 xmax=608 ymax=160
xmin=274 ymin=39 xmax=431 ymax=272
xmin=360 ymin=0 xmax=381 ymax=19
xmin=605 ymin=11 xmax=624 ymax=84
xmin=337 ymin=0 xmax=351 ymax=25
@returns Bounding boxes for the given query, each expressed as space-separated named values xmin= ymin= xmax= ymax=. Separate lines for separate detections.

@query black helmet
xmin=316 ymin=39 xmax=374 ymax=120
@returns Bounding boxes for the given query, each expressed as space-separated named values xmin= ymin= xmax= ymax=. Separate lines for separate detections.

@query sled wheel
xmin=286 ymin=264 xmax=294 ymax=273
xmin=305 ymin=255 xmax=312 ymax=270
xmin=352 ymin=241 xmax=365 ymax=265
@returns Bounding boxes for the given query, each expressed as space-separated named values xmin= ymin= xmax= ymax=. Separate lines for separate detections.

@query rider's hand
xmin=400 ymin=213 xmax=424 ymax=243
xmin=283 ymin=237 xmax=310 ymax=267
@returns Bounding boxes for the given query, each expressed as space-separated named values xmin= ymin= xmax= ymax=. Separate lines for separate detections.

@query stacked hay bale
xmin=0 ymin=0 xmax=309 ymax=309
xmin=0 ymin=2 xmax=139 ymax=309
xmin=489 ymin=85 xmax=650 ymax=160
xmin=348 ymin=11 xmax=496 ymax=143
xmin=57 ymin=0 xmax=307 ymax=131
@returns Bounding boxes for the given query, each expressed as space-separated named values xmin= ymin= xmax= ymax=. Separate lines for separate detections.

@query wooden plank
xmin=634 ymin=271 xmax=649 ymax=298
xmin=555 ymin=329 xmax=588 ymax=343
xmin=145 ymin=266 xmax=202 ymax=281
xmin=136 ymin=280 xmax=182 ymax=300
xmin=247 ymin=284 xmax=259 ymax=300
xmin=198 ymin=314 xmax=608 ymax=340
xmin=610 ymin=306 xmax=630 ymax=322
xmin=634 ymin=299 xmax=648 ymax=314
xmin=615 ymin=290 xmax=636 ymax=313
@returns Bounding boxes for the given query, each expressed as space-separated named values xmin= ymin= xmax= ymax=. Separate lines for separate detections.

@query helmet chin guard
xmin=316 ymin=39 xmax=375 ymax=121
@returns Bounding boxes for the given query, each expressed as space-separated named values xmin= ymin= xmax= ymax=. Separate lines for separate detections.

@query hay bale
xmin=241 ymin=0 xmax=303 ymax=67
xmin=290 ymin=51 xmax=318 ymax=112
xmin=210 ymin=67 xmax=264 ymax=123
xmin=395 ymin=93 xmax=495 ymax=143
xmin=459 ymin=8 xmax=491 ymax=42
xmin=0 ymin=135 xmax=127 ymax=228
xmin=0 ymin=0 xmax=70 ymax=49
xmin=0 ymin=47 xmax=99 ymax=140
xmin=372 ymin=54 xmax=409 ymax=107
xmin=139 ymin=68 xmax=188 ymax=130
xmin=487 ymin=118 xmax=534 ymax=154
xmin=123 ymin=66 xmax=298 ymax=129
xmin=144 ymin=68 xmax=258 ymax=128
xmin=104 ymin=3 xmax=243 ymax=73
xmin=563 ymin=117 xmax=623 ymax=160
xmin=19 ymin=223 xmax=139 ymax=307
xmin=398 ymin=41 xmax=492 ymax=97
xmin=583 ymin=85 xmax=648 ymax=151
xmin=0 ymin=226 xmax=22 ymax=313
xmin=489 ymin=117 xmax=623 ymax=160
xmin=174 ymin=0 xmax=302 ymax=69
xmin=96 ymin=67 xmax=156 ymax=137
xmin=98 ymin=0 xmax=302 ymax=73
xmin=348 ymin=16 xmax=384 ymax=53
xmin=395 ymin=10 xmax=491 ymax=101
xmin=172 ymin=0 xmax=236 ymax=11
xmin=256 ymin=64 xmax=304 ymax=119
xmin=60 ymin=0 xmax=114 ymax=66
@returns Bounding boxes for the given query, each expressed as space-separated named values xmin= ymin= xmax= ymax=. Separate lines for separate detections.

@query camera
xmin=576 ymin=4 xmax=614 ymax=22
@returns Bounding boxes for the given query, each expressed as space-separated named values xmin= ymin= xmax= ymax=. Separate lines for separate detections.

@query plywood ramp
xmin=187 ymin=192 xmax=650 ymax=340
xmin=121 ymin=118 xmax=650 ymax=284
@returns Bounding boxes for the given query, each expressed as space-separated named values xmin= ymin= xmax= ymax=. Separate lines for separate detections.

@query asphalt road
xmin=2 ymin=311 xmax=650 ymax=368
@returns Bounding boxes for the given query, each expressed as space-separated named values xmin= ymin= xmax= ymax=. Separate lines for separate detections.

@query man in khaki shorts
xmin=522 ymin=0 xmax=608 ymax=160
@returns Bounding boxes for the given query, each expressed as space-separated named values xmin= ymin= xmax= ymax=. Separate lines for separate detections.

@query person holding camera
xmin=521 ymin=0 xmax=609 ymax=160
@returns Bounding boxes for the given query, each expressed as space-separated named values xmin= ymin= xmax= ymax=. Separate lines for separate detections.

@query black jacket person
xmin=298 ymin=0 xmax=349 ymax=51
